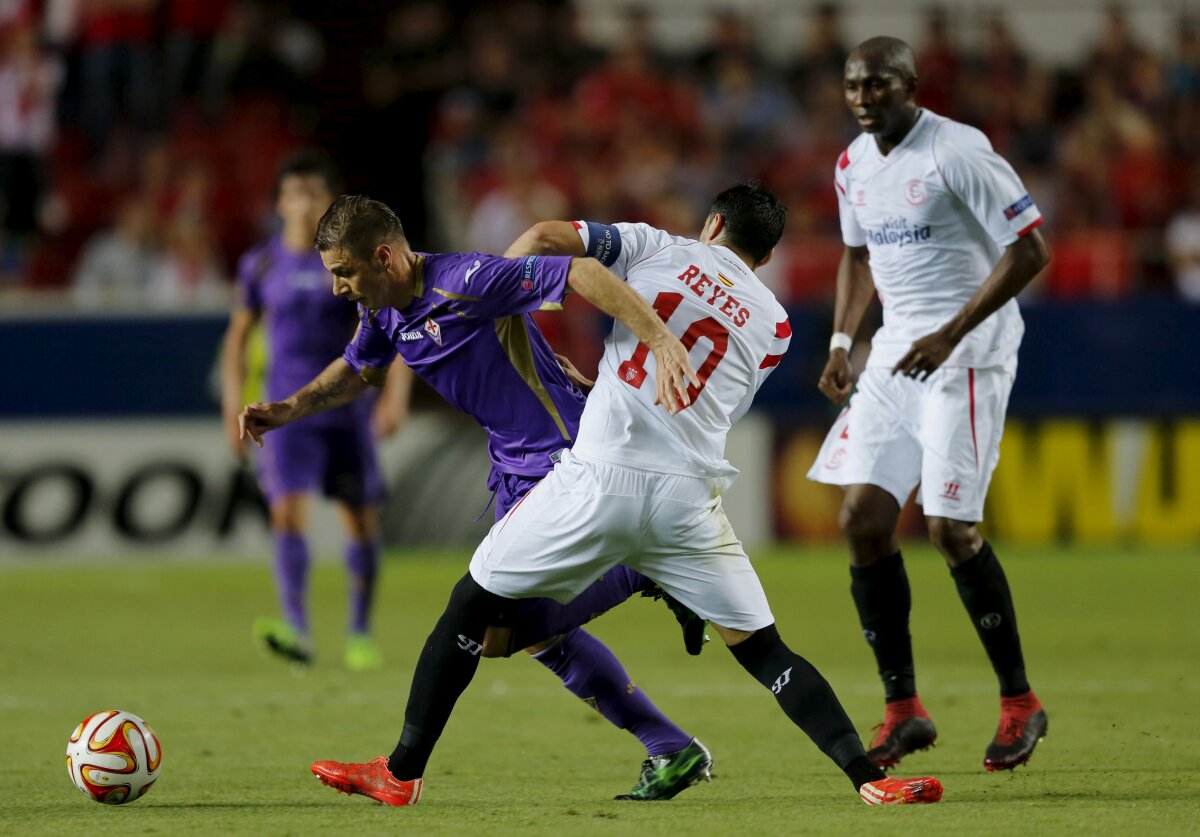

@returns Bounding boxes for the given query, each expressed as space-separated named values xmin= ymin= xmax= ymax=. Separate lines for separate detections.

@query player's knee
xmin=439 ymin=573 xmax=515 ymax=635
xmin=838 ymin=497 xmax=892 ymax=548
xmin=270 ymin=503 xmax=307 ymax=534
xmin=339 ymin=504 xmax=379 ymax=541
xmin=271 ymin=521 xmax=305 ymax=536
xmin=927 ymin=517 xmax=981 ymax=564
xmin=710 ymin=622 xmax=755 ymax=647
xmin=725 ymin=624 xmax=799 ymax=687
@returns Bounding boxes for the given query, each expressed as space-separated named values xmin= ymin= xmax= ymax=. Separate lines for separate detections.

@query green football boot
xmin=344 ymin=633 xmax=384 ymax=672
xmin=641 ymin=585 xmax=710 ymax=655
xmin=615 ymin=738 xmax=713 ymax=801
xmin=253 ymin=617 xmax=314 ymax=666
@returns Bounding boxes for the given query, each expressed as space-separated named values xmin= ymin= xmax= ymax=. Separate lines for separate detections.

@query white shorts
xmin=806 ymin=366 xmax=1014 ymax=521
xmin=468 ymin=451 xmax=774 ymax=632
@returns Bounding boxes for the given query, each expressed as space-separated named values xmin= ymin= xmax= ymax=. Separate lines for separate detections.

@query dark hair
xmin=707 ymin=182 xmax=787 ymax=264
xmin=275 ymin=149 xmax=342 ymax=197
xmin=314 ymin=195 xmax=406 ymax=260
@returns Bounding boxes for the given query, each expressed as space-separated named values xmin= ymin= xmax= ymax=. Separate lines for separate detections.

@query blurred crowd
xmin=2 ymin=0 xmax=1199 ymax=312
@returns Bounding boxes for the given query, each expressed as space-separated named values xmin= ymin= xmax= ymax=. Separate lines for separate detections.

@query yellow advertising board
xmin=775 ymin=420 xmax=1200 ymax=545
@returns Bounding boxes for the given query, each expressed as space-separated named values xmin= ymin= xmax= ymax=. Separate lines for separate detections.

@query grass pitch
xmin=2 ymin=545 xmax=1198 ymax=835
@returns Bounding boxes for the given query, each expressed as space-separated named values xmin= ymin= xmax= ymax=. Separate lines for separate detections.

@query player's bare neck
xmin=391 ymin=253 xmax=424 ymax=311
xmin=874 ymin=107 xmax=921 ymax=157
xmin=281 ymin=225 xmax=314 ymax=253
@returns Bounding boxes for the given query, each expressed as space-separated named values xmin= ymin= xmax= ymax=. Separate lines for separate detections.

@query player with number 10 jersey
xmin=464 ymin=183 xmax=940 ymax=804
xmin=570 ymin=219 xmax=790 ymax=483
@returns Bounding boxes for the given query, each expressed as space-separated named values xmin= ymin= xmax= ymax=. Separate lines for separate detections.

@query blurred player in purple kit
xmin=241 ymin=195 xmax=715 ymax=800
xmin=221 ymin=154 xmax=412 ymax=671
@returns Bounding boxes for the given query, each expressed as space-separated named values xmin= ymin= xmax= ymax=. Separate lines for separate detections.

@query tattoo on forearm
xmin=306 ymin=373 xmax=351 ymax=411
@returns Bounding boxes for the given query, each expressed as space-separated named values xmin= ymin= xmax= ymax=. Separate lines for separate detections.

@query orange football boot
xmin=859 ymin=775 xmax=944 ymax=805
xmin=311 ymin=756 xmax=422 ymax=806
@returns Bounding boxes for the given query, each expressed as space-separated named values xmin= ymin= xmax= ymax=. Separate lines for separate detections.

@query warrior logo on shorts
xmin=939 ymin=481 xmax=961 ymax=500
xmin=424 ymin=317 xmax=443 ymax=347
xmin=771 ymin=667 xmax=793 ymax=694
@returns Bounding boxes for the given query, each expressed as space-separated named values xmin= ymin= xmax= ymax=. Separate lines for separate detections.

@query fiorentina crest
xmin=424 ymin=317 xmax=443 ymax=346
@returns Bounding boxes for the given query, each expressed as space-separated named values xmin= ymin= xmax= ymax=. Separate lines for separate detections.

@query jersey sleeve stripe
xmin=775 ymin=320 xmax=791 ymax=338
xmin=760 ymin=353 xmax=783 ymax=369
xmin=834 ymin=179 xmax=846 ymax=197
xmin=1016 ymin=217 xmax=1044 ymax=238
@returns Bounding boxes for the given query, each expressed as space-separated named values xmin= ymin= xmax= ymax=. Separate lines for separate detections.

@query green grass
xmin=2 ymin=545 xmax=1198 ymax=835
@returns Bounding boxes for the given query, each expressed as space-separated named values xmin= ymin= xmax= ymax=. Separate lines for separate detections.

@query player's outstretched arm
xmin=818 ymin=245 xmax=874 ymax=405
xmin=893 ymin=229 xmax=1050 ymax=380
xmin=239 ymin=358 xmax=368 ymax=447
xmin=220 ymin=306 xmax=260 ymax=458
xmin=371 ymin=360 xmax=414 ymax=439
xmin=565 ymin=257 xmax=699 ymax=414
xmin=503 ymin=221 xmax=587 ymax=258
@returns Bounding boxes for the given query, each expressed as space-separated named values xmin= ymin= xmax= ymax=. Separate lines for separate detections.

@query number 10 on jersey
xmin=618 ymin=291 xmax=729 ymax=410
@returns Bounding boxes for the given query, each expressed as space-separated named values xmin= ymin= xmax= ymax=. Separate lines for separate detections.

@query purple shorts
xmin=257 ymin=417 xmax=384 ymax=507
xmin=488 ymin=469 xmax=546 ymax=520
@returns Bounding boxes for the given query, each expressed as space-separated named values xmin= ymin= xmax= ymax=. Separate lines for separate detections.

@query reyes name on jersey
xmin=836 ymin=109 xmax=1043 ymax=370
xmin=570 ymin=221 xmax=791 ymax=481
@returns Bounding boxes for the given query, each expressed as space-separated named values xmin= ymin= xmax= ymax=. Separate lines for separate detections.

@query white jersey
xmin=836 ymin=109 xmax=1043 ymax=370
xmin=569 ymin=221 xmax=791 ymax=480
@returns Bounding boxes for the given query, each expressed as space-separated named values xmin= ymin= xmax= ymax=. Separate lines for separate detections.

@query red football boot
xmin=311 ymin=756 xmax=423 ymax=806
xmin=867 ymin=695 xmax=938 ymax=769
xmin=859 ymin=775 xmax=944 ymax=805
xmin=984 ymin=691 xmax=1048 ymax=772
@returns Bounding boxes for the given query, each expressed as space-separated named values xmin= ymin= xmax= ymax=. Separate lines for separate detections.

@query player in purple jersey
xmin=240 ymin=195 xmax=715 ymax=800
xmin=221 ymin=154 xmax=412 ymax=671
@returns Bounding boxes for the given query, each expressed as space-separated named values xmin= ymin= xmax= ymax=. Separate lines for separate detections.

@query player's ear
xmin=756 ymin=247 xmax=775 ymax=269
xmin=702 ymin=212 xmax=725 ymax=242
xmin=374 ymin=242 xmax=391 ymax=270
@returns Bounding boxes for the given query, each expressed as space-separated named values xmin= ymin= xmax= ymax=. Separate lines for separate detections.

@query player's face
xmin=843 ymin=57 xmax=914 ymax=136
xmin=322 ymin=247 xmax=388 ymax=310
xmin=277 ymin=174 xmax=335 ymax=234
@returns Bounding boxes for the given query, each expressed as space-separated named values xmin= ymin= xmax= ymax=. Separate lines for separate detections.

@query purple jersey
xmin=237 ymin=236 xmax=368 ymax=427
xmin=343 ymin=252 xmax=585 ymax=477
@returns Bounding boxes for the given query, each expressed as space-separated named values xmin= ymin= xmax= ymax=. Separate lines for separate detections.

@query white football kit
xmin=808 ymin=109 xmax=1043 ymax=521
xmin=469 ymin=221 xmax=791 ymax=631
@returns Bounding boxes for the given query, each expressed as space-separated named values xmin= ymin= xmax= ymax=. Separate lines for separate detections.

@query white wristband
xmin=829 ymin=332 xmax=853 ymax=353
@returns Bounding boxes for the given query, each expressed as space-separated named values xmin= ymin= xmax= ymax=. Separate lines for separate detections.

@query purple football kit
xmin=343 ymin=251 xmax=583 ymax=513
xmin=237 ymin=235 xmax=382 ymax=635
xmin=238 ymin=236 xmax=383 ymax=507
xmin=342 ymin=250 xmax=691 ymax=757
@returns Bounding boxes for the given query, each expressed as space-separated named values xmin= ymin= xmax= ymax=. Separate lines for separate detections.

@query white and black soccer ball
xmin=66 ymin=710 xmax=162 ymax=804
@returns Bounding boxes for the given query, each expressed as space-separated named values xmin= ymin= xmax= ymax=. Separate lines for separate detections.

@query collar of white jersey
xmin=712 ymin=244 xmax=756 ymax=276
xmin=869 ymin=108 xmax=930 ymax=164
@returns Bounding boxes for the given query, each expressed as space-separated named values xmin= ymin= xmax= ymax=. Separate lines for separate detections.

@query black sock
xmin=950 ymin=541 xmax=1030 ymax=698
xmin=729 ymin=625 xmax=885 ymax=789
xmin=849 ymin=551 xmax=916 ymax=701
xmin=387 ymin=573 xmax=513 ymax=779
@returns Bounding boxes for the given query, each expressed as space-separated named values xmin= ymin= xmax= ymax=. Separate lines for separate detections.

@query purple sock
xmin=534 ymin=628 xmax=692 ymax=756
xmin=274 ymin=532 xmax=309 ymax=632
xmin=345 ymin=538 xmax=379 ymax=634
xmin=512 ymin=566 xmax=652 ymax=648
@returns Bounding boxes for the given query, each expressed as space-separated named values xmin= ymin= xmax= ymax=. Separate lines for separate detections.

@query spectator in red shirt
xmin=78 ymin=0 xmax=158 ymax=159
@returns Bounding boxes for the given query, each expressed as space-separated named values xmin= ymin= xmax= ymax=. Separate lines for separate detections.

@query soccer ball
xmin=66 ymin=710 xmax=162 ymax=804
